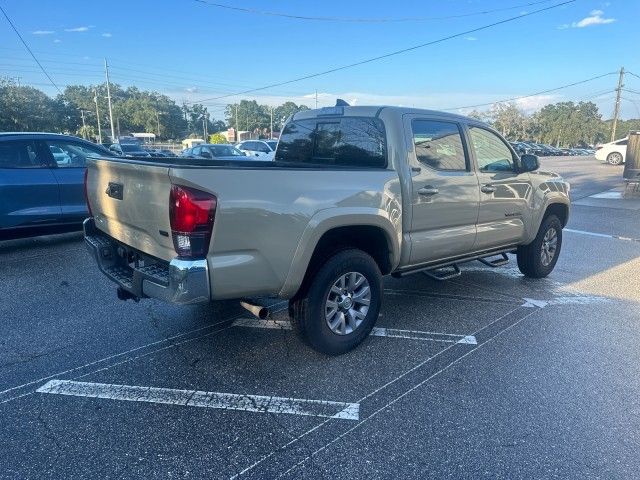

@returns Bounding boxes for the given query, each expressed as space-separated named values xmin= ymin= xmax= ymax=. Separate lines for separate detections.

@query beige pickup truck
xmin=84 ymin=105 xmax=570 ymax=354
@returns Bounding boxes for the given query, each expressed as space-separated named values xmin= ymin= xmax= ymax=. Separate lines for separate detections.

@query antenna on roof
xmin=335 ymin=99 xmax=350 ymax=107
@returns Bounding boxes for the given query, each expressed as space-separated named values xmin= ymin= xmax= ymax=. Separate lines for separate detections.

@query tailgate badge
xmin=106 ymin=182 xmax=124 ymax=200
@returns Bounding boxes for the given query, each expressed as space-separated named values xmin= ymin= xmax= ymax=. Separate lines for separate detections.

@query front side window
xmin=276 ymin=117 xmax=386 ymax=168
xmin=468 ymin=126 xmax=515 ymax=172
xmin=0 ymin=140 xmax=47 ymax=169
xmin=411 ymin=120 xmax=467 ymax=171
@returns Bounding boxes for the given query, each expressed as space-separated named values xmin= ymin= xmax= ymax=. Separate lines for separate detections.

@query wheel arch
xmin=279 ymin=210 xmax=400 ymax=299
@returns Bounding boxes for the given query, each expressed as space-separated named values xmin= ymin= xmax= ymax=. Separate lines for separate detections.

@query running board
xmin=392 ymin=246 xmax=516 ymax=279
xmin=422 ymin=264 xmax=461 ymax=281
xmin=477 ymin=253 xmax=509 ymax=268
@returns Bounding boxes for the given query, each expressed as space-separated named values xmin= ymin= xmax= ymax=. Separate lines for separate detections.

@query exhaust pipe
xmin=240 ymin=300 xmax=270 ymax=319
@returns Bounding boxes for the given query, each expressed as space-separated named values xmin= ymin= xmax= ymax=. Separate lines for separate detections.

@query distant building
xmin=181 ymin=138 xmax=205 ymax=149
xmin=131 ymin=133 xmax=156 ymax=143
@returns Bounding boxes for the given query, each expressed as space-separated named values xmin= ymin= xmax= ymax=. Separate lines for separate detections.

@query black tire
xmin=607 ymin=152 xmax=624 ymax=166
xmin=289 ymin=249 xmax=382 ymax=355
xmin=517 ymin=214 xmax=562 ymax=278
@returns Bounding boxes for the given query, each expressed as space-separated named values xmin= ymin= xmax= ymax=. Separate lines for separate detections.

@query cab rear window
xmin=275 ymin=117 xmax=387 ymax=168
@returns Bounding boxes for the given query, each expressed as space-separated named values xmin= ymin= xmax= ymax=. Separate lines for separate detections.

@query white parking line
xmin=565 ymin=228 xmax=640 ymax=242
xmin=232 ymin=318 xmax=477 ymax=345
xmin=371 ymin=327 xmax=477 ymax=345
xmin=36 ymin=379 xmax=359 ymax=420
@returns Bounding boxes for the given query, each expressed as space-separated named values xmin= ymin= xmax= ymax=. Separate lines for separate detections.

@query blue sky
xmin=1 ymin=0 xmax=639 ymax=120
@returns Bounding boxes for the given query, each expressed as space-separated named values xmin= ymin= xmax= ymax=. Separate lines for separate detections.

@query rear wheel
xmin=607 ymin=152 xmax=624 ymax=165
xmin=290 ymin=249 xmax=382 ymax=355
xmin=517 ymin=214 xmax=562 ymax=278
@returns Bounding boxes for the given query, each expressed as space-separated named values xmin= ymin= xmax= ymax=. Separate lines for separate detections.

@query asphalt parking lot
xmin=2 ymin=156 xmax=640 ymax=479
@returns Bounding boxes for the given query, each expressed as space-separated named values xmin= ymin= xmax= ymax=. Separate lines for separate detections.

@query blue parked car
xmin=0 ymin=133 xmax=113 ymax=239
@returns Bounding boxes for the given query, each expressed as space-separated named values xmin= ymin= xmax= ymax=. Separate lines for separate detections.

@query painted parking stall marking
xmin=371 ymin=327 xmax=477 ymax=344
xmin=565 ymin=228 xmax=640 ymax=243
xmin=37 ymin=380 xmax=360 ymax=420
xmin=232 ymin=318 xmax=478 ymax=345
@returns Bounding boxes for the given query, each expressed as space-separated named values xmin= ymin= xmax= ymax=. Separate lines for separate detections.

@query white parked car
xmin=235 ymin=140 xmax=277 ymax=160
xmin=595 ymin=137 xmax=627 ymax=165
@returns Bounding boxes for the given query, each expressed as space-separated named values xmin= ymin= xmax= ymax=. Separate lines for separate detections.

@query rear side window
xmin=616 ymin=139 xmax=628 ymax=146
xmin=275 ymin=117 xmax=387 ymax=168
xmin=0 ymin=140 xmax=47 ymax=168
xmin=411 ymin=120 xmax=468 ymax=171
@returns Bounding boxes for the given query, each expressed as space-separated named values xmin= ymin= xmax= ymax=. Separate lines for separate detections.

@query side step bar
xmin=477 ymin=253 xmax=509 ymax=268
xmin=422 ymin=264 xmax=461 ymax=281
xmin=393 ymin=247 xmax=515 ymax=280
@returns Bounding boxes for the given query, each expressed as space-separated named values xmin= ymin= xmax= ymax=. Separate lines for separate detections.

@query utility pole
xmin=270 ymin=107 xmax=273 ymax=139
xmin=236 ymin=103 xmax=240 ymax=143
xmin=104 ymin=58 xmax=116 ymax=142
xmin=79 ymin=109 xmax=87 ymax=138
xmin=93 ymin=88 xmax=102 ymax=144
xmin=315 ymin=90 xmax=318 ymax=109
xmin=202 ymin=108 xmax=208 ymax=140
xmin=611 ymin=66 xmax=625 ymax=142
xmin=156 ymin=111 xmax=161 ymax=139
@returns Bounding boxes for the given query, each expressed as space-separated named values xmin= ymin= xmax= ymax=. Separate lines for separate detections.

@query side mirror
xmin=520 ymin=154 xmax=539 ymax=172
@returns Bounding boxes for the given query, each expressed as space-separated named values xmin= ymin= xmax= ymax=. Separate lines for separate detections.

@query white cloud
xmin=465 ymin=36 xmax=477 ymax=41
xmin=64 ymin=26 xmax=91 ymax=32
xmin=32 ymin=30 xmax=55 ymax=35
xmin=53 ymin=39 xmax=62 ymax=43
xmin=559 ymin=9 xmax=615 ymax=29
xmin=514 ymin=95 xmax=558 ymax=112
xmin=101 ymin=32 xmax=112 ymax=38
xmin=185 ymin=87 xmax=199 ymax=93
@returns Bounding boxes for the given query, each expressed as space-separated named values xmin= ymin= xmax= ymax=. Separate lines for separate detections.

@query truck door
xmin=404 ymin=116 xmax=480 ymax=265
xmin=465 ymin=125 xmax=533 ymax=250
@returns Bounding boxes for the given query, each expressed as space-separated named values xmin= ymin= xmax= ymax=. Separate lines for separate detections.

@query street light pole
xmin=104 ymin=58 xmax=116 ymax=142
xmin=79 ymin=109 xmax=87 ymax=138
xmin=270 ymin=106 xmax=273 ymax=139
xmin=93 ymin=88 xmax=102 ymax=144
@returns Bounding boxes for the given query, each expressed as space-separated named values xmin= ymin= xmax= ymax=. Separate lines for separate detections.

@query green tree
xmin=0 ymin=79 xmax=62 ymax=132
xmin=209 ymin=132 xmax=227 ymax=144
xmin=273 ymin=101 xmax=309 ymax=130
xmin=225 ymin=100 xmax=270 ymax=132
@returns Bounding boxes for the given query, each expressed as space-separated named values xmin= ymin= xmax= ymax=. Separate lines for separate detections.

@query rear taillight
xmin=169 ymin=184 xmax=217 ymax=258
xmin=83 ymin=169 xmax=92 ymax=216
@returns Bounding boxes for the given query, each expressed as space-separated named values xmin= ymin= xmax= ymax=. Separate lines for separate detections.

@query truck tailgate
xmin=86 ymin=157 xmax=175 ymax=262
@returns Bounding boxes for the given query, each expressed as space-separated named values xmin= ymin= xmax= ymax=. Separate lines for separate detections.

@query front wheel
xmin=607 ymin=152 xmax=624 ymax=165
xmin=517 ymin=215 xmax=563 ymax=278
xmin=290 ymin=249 xmax=382 ymax=355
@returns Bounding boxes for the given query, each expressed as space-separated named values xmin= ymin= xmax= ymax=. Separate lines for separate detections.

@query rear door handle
xmin=481 ymin=184 xmax=497 ymax=194
xmin=418 ymin=186 xmax=439 ymax=196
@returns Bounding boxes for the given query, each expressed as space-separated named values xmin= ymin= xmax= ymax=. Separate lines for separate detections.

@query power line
xmin=444 ymin=72 xmax=617 ymax=111
xmin=626 ymin=71 xmax=640 ymax=81
xmin=193 ymin=0 xmax=557 ymax=23
xmin=190 ymin=0 xmax=575 ymax=104
xmin=0 ymin=4 xmax=62 ymax=94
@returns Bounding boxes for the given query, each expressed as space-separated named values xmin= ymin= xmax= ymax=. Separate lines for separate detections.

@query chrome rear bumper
xmin=83 ymin=218 xmax=210 ymax=304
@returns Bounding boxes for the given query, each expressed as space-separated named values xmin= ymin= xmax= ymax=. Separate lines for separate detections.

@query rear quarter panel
xmin=170 ymin=166 xmax=402 ymax=300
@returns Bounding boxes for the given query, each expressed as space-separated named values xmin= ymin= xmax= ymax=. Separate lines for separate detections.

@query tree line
xmin=0 ymin=79 xmax=309 ymax=142
xmin=469 ymin=101 xmax=640 ymax=147
xmin=1 ymin=78 xmax=638 ymax=145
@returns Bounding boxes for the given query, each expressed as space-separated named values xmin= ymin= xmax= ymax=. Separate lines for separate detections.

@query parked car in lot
xmin=0 ymin=133 xmax=113 ymax=237
xmin=108 ymin=143 xmax=152 ymax=157
xmin=83 ymin=105 xmax=570 ymax=354
xmin=235 ymin=139 xmax=276 ymax=160
xmin=595 ymin=137 xmax=627 ymax=165
xmin=182 ymin=143 xmax=260 ymax=161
